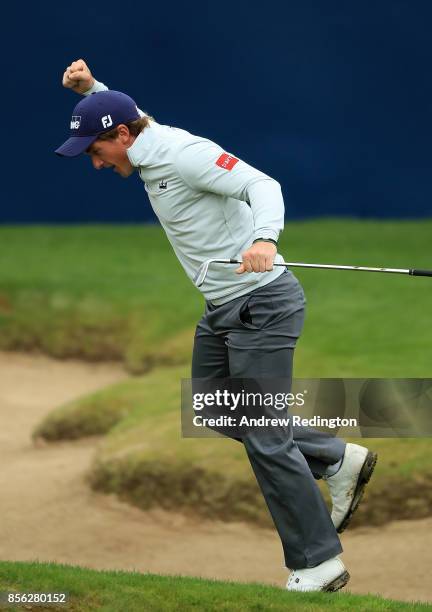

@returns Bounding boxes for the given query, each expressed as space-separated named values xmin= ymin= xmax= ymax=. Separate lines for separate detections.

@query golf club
xmin=194 ymin=258 xmax=432 ymax=288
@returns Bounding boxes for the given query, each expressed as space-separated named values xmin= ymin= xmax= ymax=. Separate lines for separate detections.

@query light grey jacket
xmin=85 ymin=80 xmax=287 ymax=304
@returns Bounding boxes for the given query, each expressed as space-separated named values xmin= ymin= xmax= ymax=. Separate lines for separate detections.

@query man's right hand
xmin=62 ymin=59 xmax=95 ymax=94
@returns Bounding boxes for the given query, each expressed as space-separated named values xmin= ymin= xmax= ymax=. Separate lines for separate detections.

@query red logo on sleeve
xmin=216 ymin=153 xmax=239 ymax=171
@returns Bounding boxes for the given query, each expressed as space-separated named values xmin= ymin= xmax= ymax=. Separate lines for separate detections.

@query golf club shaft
xmin=194 ymin=258 xmax=432 ymax=287
xmin=224 ymin=259 xmax=432 ymax=277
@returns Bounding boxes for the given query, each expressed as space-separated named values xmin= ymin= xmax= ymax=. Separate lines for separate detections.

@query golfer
xmin=56 ymin=59 xmax=377 ymax=592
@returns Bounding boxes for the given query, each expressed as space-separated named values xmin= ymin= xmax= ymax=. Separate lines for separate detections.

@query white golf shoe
xmin=286 ymin=556 xmax=350 ymax=592
xmin=325 ymin=443 xmax=377 ymax=533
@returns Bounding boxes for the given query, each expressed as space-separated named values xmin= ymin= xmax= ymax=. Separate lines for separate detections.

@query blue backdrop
xmin=3 ymin=1 xmax=432 ymax=222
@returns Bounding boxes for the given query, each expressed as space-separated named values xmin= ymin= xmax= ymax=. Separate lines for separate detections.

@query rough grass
xmin=0 ymin=561 xmax=429 ymax=611
xmin=0 ymin=225 xmax=198 ymax=373
xmin=1 ymin=221 xmax=432 ymax=375
xmin=34 ymin=367 xmax=432 ymax=529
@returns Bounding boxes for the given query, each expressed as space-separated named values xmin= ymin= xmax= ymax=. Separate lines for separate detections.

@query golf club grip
xmin=410 ymin=269 xmax=432 ymax=277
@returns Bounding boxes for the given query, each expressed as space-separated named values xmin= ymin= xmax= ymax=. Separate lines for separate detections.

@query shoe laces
xmin=287 ymin=571 xmax=300 ymax=587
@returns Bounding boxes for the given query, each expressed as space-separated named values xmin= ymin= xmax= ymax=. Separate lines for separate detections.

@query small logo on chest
xmin=159 ymin=180 xmax=168 ymax=190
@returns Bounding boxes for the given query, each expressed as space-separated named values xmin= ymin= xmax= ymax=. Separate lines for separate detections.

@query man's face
xmin=86 ymin=126 xmax=136 ymax=178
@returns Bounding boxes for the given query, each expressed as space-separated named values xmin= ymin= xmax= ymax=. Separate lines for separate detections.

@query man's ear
xmin=117 ymin=124 xmax=133 ymax=145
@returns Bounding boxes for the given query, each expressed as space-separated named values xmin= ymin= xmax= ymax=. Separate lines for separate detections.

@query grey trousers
xmin=192 ymin=270 xmax=345 ymax=569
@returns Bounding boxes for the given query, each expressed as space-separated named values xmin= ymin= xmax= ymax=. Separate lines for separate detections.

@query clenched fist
xmin=62 ymin=59 xmax=94 ymax=94
xmin=235 ymin=241 xmax=277 ymax=274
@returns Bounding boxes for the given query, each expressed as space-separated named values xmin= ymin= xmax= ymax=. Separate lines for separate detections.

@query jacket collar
xmin=126 ymin=121 xmax=160 ymax=167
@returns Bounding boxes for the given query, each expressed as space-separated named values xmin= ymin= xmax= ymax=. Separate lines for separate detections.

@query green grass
xmin=0 ymin=561 xmax=429 ymax=611
xmin=0 ymin=225 xmax=198 ymax=372
xmin=1 ymin=221 xmax=432 ymax=375
xmin=34 ymin=367 xmax=432 ymax=528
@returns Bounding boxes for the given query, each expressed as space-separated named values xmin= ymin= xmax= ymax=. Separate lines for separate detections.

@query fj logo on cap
xmin=101 ymin=115 xmax=113 ymax=129
xmin=70 ymin=116 xmax=81 ymax=130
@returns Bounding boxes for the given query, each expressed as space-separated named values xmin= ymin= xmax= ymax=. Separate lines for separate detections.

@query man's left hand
xmin=235 ymin=241 xmax=277 ymax=274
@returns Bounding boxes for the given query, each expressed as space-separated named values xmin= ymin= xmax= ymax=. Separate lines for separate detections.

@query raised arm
xmin=61 ymin=59 xmax=148 ymax=117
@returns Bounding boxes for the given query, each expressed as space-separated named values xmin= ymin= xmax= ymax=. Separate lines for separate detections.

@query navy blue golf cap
xmin=55 ymin=90 xmax=140 ymax=157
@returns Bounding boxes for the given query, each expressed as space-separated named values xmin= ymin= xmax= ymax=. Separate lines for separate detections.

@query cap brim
xmin=55 ymin=135 xmax=99 ymax=157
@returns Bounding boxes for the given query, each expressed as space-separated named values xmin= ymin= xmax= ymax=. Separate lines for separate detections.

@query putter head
xmin=193 ymin=258 xmax=235 ymax=288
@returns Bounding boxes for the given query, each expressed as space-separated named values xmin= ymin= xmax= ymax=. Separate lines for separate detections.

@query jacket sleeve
xmin=174 ymin=139 xmax=284 ymax=242
xmin=83 ymin=80 xmax=109 ymax=95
